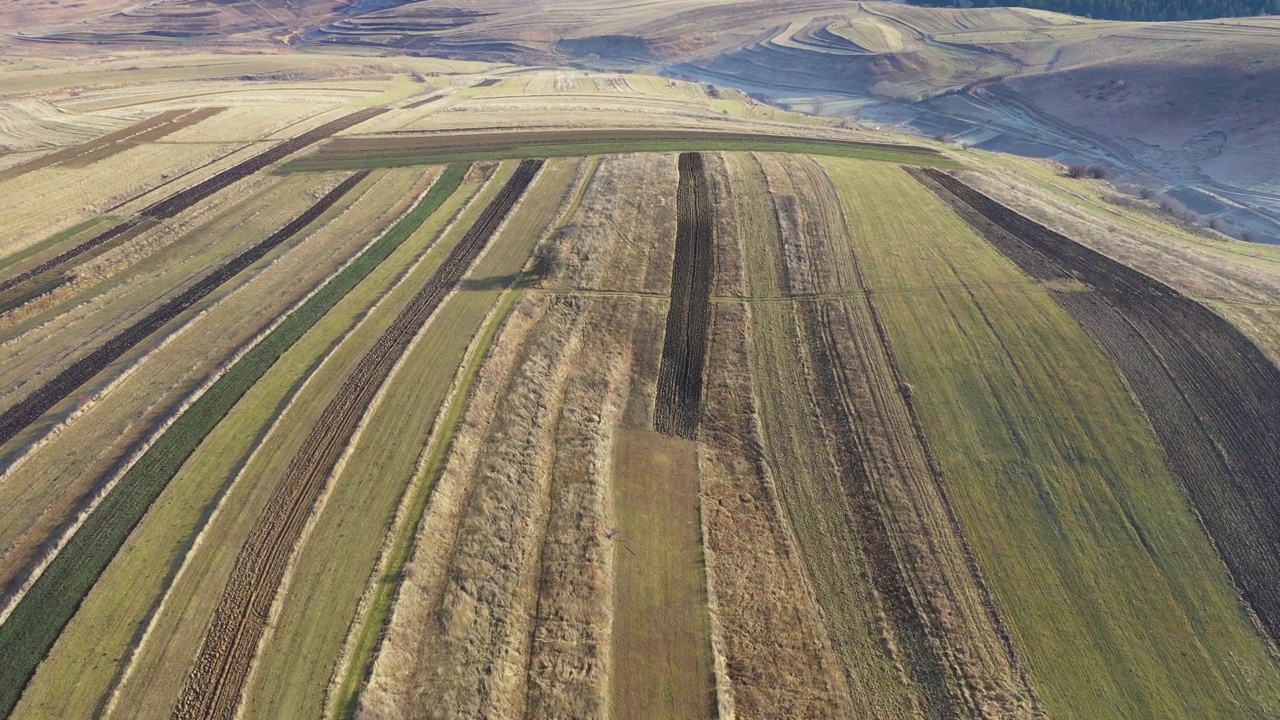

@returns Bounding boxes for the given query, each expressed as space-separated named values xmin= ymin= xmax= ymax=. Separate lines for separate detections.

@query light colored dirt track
xmin=172 ymin=160 xmax=543 ymax=720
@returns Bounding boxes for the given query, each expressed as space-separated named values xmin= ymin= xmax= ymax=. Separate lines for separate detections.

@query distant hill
xmin=908 ymin=0 xmax=1280 ymax=21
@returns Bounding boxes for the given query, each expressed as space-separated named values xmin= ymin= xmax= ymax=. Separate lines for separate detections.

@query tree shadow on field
xmin=459 ymin=272 xmax=525 ymax=291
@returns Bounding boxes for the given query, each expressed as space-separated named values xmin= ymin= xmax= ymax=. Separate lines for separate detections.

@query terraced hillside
xmin=1 ymin=57 xmax=1280 ymax=720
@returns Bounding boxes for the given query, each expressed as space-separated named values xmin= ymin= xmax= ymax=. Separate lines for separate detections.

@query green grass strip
xmin=283 ymin=139 xmax=962 ymax=173
xmin=0 ymin=277 xmax=70 ymax=316
xmin=0 ymin=217 xmax=114 ymax=277
xmin=333 ymin=289 xmax=522 ymax=720
xmin=0 ymin=163 xmax=469 ymax=719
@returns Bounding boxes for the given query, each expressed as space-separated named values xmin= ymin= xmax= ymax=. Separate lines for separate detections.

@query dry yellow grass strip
xmin=523 ymin=296 xmax=633 ymax=719
xmin=361 ymin=295 xmax=583 ymax=719
xmin=693 ymin=152 xmax=860 ymax=718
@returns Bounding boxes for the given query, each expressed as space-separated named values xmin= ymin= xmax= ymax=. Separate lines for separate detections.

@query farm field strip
xmin=317 ymin=162 xmax=584 ymax=720
xmin=360 ymin=292 xmax=581 ymax=719
xmin=794 ymin=155 xmax=1041 ymax=716
xmin=746 ymin=152 xmax=918 ymax=718
xmin=0 ymin=217 xmax=116 ymax=280
xmin=0 ymin=107 xmax=225 ymax=182
xmin=172 ymin=159 xmax=544 ymax=720
xmin=699 ymin=152 xmax=859 ymax=717
xmin=0 ymin=171 xmax=369 ymax=454
xmin=13 ymin=167 xmax=478 ymax=720
xmin=240 ymin=158 xmax=584 ymax=719
xmin=0 ymin=107 xmax=383 ymax=301
xmin=832 ymin=160 xmax=1280 ymax=719
xmin=654 ymin=152 xmax=714 ymax=439
xmin=0 ymin=173 xmax=377 ymax=624
xmin=104 ymin=164 xmax=514 ymax=720
xmin=359 ymin=152 xmax=691 ymax=719
xmin=136 ymin=108 xmax=386 ymax=221
xmin=523 ymin=295 xmax=632 ymax=720
xmin=917 ymin=168 xmax=1280 ymax=649
xmin=0 ymin=166 xmax=417 ymax=719
xmin=766 ymin=152 xmax=973 ymax=717
xmin=328 ymin=289 xmax=521 ymax=719
xmin=0 ymin=172 xmax=323 ymax=415
xmin=283 ymin=128 xmax=954 ymax=172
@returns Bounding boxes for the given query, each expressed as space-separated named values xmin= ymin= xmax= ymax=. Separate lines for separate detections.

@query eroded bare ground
xmin=914 ymin=167 xmax=1280 ymax=648
xmin=742 ymin=152 xmax=1038 ymax=718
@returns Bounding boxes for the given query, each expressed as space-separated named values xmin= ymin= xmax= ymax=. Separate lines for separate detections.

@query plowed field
xmin=655 ymin=152 xmax=714 ymax=439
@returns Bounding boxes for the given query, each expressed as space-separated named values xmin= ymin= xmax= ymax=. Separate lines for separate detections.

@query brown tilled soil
xmin=915 ymin=167 xmax=1280 ymax=646
xmin=654 ymin=152 xmax=713 ymax=439
xmin=171 ymin=160 xmax=543 ymax=720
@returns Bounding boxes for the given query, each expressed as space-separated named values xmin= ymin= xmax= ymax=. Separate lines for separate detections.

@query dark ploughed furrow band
xmin=655 ymin=152 xmax=714 ymax=439
xmin=171 ymin=159 xmax=544 ymax=720
xmin=0 ymin=170 xmax=371 ymax=454
xmin=913 ymin=167 xmax=1280 ymax=644
xmin=0 ymin=108 xmax=386 ymax=300
xmin=0 ymin=219 xmax=143 ymax=297
xmin=139 ymin=108 xmax=386 ymax=221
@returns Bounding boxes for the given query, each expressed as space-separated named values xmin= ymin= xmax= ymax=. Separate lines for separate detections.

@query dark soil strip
xmin=914 ymin=167 xmax=1280 ymax=645
xmin=655 ymin=152 xmax=714 ymax=438
xmin=0 ymin=108 xmax=224 ymax=182
xmin=138 ymin=108 xmax=386 ymax=220
xmin=0 ymin=171 xmax=370 ymax=454
xmin=403 ymin=93 xmax=443 ymax=109
xmin=0 ymin=166 xmax=468 ymax=720
xmin=0 ymin=276 xmax=69 ymax=316
xmin=62 ymin=107 xmax=227 ymax=168
xmin=0 ymin=108 xmax=385 ymax=299
xmin=172 ymin=159 xmax=544 ymax=720
xmin=0 ymin=219 xmax=146 ymax=296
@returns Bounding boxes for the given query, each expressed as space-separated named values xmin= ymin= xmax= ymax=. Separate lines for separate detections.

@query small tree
xmin=528 ymin=240 xmax=563 ymax=283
